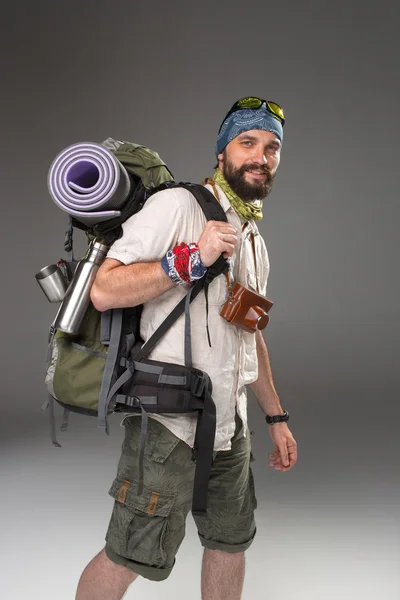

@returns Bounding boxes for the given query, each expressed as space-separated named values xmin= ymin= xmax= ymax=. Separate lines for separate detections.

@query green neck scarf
xmin=212 ymin=168 xmax=263 ymax=222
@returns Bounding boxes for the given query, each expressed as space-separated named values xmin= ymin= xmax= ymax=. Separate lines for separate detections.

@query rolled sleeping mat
xmin=47 ymin=142 xmax=132 ymax=227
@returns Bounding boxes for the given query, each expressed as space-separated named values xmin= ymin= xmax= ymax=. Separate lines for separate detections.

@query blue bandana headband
xmin=215 ymin=103 xmax=283 ymax=157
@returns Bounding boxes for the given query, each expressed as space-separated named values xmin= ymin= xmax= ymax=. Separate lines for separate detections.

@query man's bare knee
xmin=75 ymin=547 xmax=139 ymax=600
xmin=99 ymin=548 xmax=138 ymax=583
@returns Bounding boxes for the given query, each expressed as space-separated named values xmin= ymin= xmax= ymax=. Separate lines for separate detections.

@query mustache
xmin=244 ymin=163 xmax=272 ymax=174
xmin=239 ymin=163 xmax=274 ymax=183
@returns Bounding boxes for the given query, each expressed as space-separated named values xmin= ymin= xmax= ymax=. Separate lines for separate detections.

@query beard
xmin=222 ymin=155 xmax=275 ymax=201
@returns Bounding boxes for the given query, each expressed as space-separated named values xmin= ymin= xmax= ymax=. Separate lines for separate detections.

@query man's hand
xmin=268 ymin=423 xmax=297 ymax=472
xmin=197 ymin=220 xmax=238 ymax=267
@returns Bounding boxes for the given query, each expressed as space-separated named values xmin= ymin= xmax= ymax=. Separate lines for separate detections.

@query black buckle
xmin=64 ymin=220 xmax=73 ymax=253
xmin=191 ymin=373 xmax=206 ymax=397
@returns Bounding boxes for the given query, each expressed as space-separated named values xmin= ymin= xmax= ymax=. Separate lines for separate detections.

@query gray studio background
xmin=1 ymin=1 xmax=399 ymax=599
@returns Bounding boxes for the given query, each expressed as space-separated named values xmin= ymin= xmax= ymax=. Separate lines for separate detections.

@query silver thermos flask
xmin=54 ymin=240 xmax=109 ymax=335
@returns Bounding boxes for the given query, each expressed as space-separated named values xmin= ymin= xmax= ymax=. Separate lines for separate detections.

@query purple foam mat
xmin=47 ymin=142 xmax=132 ymax=226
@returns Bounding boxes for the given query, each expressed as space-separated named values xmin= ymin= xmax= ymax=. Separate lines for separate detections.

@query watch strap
xmin=265 ymin=410 xmax=289 ymax=424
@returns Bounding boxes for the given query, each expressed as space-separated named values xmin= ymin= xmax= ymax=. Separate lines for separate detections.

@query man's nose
xmin=253 ymin=148 xmax=267 ymax=164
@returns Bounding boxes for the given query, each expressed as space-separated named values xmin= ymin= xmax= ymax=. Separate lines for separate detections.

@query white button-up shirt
xmin=107 ymin=182 xmax=270 ymax=451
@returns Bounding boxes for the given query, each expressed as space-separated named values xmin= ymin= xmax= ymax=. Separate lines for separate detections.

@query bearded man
xmin=76 ymin=96 xmax=298 ymax=600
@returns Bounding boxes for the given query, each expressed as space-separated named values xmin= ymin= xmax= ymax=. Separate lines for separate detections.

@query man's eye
xmin=242 ymin=141 xmax=253 ymax=146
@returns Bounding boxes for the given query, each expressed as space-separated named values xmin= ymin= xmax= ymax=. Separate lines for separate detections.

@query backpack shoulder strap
xmin=174 ymin=182 xmax=227 ymax=223
xmin=157 ymin=181 xmax=227 ymax=224
xmin=134 ymin=277 xmax=205 ymax=361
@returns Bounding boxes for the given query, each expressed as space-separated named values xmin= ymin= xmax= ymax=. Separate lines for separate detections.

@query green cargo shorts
xmin=104 ymin=412 xmax=257 ymax=581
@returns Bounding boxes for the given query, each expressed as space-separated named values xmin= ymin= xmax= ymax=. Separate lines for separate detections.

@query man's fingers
xmin=278 ymin=442 xmax=289 ymax=467
xmin=269 ymin=439 xmax=297 ymax=471
xmin=286 ymin=447 xmax=298 ymax=469
xmin=207 ymin=220 xmax=237 ymax=232
xmin=198 ymin=221 xmax=238 ymax=266
xmin=205 ymin=223 xmax=237 ymax=238
xmin=219 ymin=233 xmax=238 ymax=242
xmin=269 ymin=441 xmax=290 ymax=467
xmin=220 ymin=243 xmax=236 ymax=257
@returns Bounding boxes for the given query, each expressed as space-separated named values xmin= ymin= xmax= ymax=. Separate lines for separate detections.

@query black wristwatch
xmin=265 ymin=410 xmax=289 ymax=425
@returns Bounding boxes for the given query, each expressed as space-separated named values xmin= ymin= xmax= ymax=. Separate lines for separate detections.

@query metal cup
xmin=35 ymin=264 xmax=68 ymax=303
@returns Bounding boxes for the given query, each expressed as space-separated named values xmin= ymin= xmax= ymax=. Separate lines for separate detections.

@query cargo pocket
xmin=106 ymin=477 xmax=176 ymax=568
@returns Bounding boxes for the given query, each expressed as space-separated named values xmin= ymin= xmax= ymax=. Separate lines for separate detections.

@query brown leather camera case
xmin=220 ymin=282 xmax=274 ymax=333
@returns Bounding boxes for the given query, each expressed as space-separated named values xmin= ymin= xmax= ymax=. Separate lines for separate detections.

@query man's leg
xmin=193 ymin=413 xmax=257 ymax=600
xmin=75 ymin=417 xmax=195 ymax=596
xmin=201 ymin=548 xmax=245 ymax=600
xmin=75 ymin=548 xmax=138 ymax=600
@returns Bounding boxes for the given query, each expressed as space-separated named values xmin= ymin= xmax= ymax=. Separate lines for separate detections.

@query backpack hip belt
xmin=114 ymin=356 xmax=216 ymax=517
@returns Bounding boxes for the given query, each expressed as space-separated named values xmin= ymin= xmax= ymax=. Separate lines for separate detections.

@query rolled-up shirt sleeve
xmin=106 ymin=188 xmax=186 ymax=265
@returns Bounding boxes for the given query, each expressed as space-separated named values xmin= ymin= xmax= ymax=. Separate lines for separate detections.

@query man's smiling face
xmin=217 ymin=129 xmax=281 ymax=201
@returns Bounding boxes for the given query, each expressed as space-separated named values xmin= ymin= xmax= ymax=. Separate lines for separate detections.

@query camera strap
xmin=249 ymin=231 xmax=260 ymax=293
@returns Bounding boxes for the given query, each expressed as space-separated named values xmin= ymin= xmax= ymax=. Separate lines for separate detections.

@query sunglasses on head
xmin=218 ymin=97 xmax=285 ymax=133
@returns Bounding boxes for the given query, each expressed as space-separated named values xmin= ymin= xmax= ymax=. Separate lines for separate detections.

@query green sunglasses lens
xmin=235 ymin=97 xmax=264 ymax=110
xmin=267 ymin=101 xmax=285 ymax=121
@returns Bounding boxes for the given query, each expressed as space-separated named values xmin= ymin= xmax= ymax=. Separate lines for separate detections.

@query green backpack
xmin=43 ymin=138 xmax=229 ymax=515
xmin=44 ymin=138 xmax=175 ymax=435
